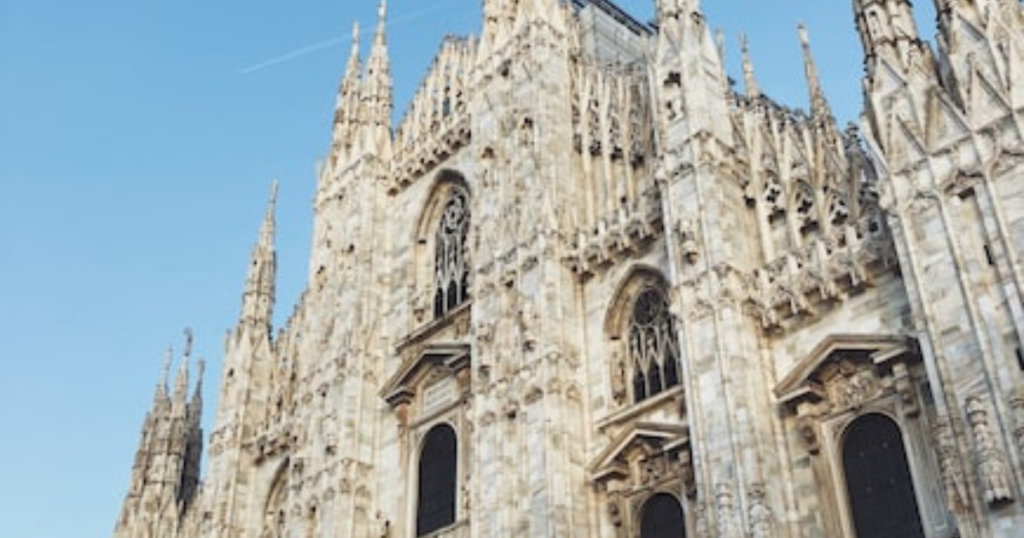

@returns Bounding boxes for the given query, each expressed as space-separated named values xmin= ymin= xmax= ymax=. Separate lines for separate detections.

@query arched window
xmin=628 ymin=288 xmax=681 ymax=403
xmin=639 ymin=493 xmax=685 ymax=538
xmin=416 ymin=424 xmax=457 ymax=536
xmin=842 ymin=414 xmax=924 ymax=538
xmin=434 ymin=188 xmax=470 ymax=319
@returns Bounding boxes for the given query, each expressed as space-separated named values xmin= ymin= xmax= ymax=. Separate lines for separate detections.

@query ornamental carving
xmin=827 ymin=362 xmax=880 ymax=411
xmin=747 ymin=483 xmax=774 ymax=538
xmin=714 ymin=482 xmax=739 ymax=538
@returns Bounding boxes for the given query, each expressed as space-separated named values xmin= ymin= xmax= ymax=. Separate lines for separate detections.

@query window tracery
xmin=434 ymin=188 xmax=470 ymax=319
xmin=628 ymin=288 xmax=681 ymax=403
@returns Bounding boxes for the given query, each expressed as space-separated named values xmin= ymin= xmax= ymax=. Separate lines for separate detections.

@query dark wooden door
xmin=842 ymin=414 xmax=925 ymax=538
xmin=417 ymin=425 xmax=457 ymax=536
xmin=639 ymin=493 xmax=686 ymax=538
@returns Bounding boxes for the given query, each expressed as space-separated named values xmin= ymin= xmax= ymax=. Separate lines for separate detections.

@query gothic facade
xmin=113 ymin=1 xmax=1024 ymax=537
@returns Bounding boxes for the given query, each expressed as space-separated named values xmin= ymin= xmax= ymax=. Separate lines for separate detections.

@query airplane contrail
xmin=236 ymin=0 xmax=468 ymax=75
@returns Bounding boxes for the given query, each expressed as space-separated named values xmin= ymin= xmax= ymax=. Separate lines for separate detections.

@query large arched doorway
xmin=842 ymin=414 xmax=924 ymax=538
xmin=639 ymin=492 xmax=685 ymax=538
xmin=416 ymin=424 xmax=457 ymax=536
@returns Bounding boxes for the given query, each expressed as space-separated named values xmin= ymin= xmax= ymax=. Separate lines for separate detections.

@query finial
xmin=193 ymin=357 xmax=206 ymax=398
xmin=258 ymin=179 xmax=278 ymax=246
xmin=378 ymin=0 xmax=387 ymax=22
xmin=160 ymin=345 xmax=173 ymax=389
xmin=351 ymin=20 xmax=360 ymax=47
xmin=173 ymin=331 xmax=191 ymax=404
xmin=798 ymin=22 xmax=810 ymax=48
xmin=267 ymin=180 xmax=279 ymax=217
xmin=183 ymin=327 xmax=194 ymax=359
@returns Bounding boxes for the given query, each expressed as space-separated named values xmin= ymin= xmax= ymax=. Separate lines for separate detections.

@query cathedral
xmin=112 ymin=1 xmax=1024 ymax=537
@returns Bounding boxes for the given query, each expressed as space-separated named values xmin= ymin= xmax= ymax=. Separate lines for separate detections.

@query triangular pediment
xmin=774 ymin=334 xmax=911 ymax=407
xmin=971 ymin=70 xmax=1012 ymax=125
xmin=381 ymin=342 xmax=470 ymax=407
xmin=590 ymin=421 xmax=689 ymax=483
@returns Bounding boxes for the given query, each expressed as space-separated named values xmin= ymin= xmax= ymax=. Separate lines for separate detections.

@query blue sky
xmin=0 ymin=1 xmax=937 ymax=537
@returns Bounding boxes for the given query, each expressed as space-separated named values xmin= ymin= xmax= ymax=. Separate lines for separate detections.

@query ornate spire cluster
xmin=329 ymin=0 xmax=394 ymax=168
xmin=116 ymin=331 xmax=204 ymax=537
xmin=363 ymin=0 xmax=393 ymax=159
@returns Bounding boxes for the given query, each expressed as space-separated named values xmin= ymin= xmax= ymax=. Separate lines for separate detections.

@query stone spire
xmin=241 ymin=181 xmax=278 ymax=330
xmin=798 ymin=23 xmax=832 ymax=120
xmin=363 ymin=0 xmax=393 ymax=160
xmin=332 ymin=22 xmax=363 ymax=161
xmin=172 ymin=328 xmax=193 ymax=409
xmin=114 ymin=337 xmax=205 ymax=538
xmin=740 ymin=33 xmax=760 ymax=99
xmin=154 ymin=345 xmax=172 ymax=406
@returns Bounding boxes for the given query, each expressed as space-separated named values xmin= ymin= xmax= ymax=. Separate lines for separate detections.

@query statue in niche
xmin=1010 ymin=391 xmax=1024 ymax=456
xmin=966 ymin=396 xmax=1014 ymax=505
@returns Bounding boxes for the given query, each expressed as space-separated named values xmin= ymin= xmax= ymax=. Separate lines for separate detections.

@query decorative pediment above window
xmin=590 ymin=422 xmax=694 ymax=497
xmin=774 ymin=334 xmax=916 ymax=408
xmin=381 ymin=342 xmax=471 ymax=425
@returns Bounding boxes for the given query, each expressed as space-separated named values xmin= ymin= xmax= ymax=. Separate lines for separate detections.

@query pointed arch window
xmin=842 ymin=414 xmax=924 ymax=538
xmin=628 ymin=288 xmax=681 ymax=403
xmin=416 ymin=424 xmax=458 ymax=536
xmin=639 ymin=493 xmax=686 ymax=538
xmin=434 ymin=188 xmax=470 ymax=319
